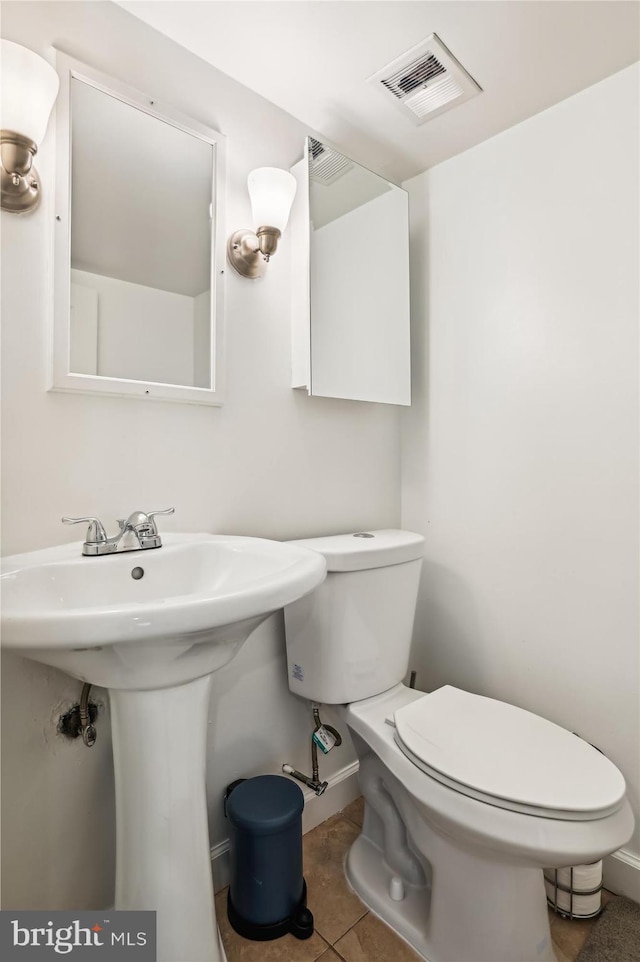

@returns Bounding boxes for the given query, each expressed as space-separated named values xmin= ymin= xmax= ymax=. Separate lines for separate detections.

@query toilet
xmin=283 ymin=530 xmax=634 ymax=962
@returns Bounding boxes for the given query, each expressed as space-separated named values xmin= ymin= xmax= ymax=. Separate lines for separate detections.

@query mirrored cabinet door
xmin=52 ymin=52 xmax=226 ymax=405
xmin=291 ymin=138 xmax=411 ymax=406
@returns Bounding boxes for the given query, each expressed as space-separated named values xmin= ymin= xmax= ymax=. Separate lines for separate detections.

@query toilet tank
xmin=283 ymin=530 xmax=424 ymax=705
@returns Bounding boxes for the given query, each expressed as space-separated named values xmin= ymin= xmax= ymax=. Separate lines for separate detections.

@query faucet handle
xmin=147 ymin=508 xmax=175 ymax=521
xmin=145 ymin=508 xmax=175 ymax=536
xmin=121 ymin=508 xmax=175 ymax=539
xmin=62 ymin=516 xmax=107 ymax=544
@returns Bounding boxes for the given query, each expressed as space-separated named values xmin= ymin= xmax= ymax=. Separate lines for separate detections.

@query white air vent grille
xmin=308 ymin=137 xmax=353 ymax=185
xmin=381 ymin=52 xmax=447 ymax=99
xmin=404 ymin=75 xmax=466 ymax=118
xmin=368 ymin=33 xmax=481 ymax=126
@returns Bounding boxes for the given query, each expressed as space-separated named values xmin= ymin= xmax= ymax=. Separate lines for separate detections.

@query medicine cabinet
xmin=291 ymin=138 xmax=411 ymax=406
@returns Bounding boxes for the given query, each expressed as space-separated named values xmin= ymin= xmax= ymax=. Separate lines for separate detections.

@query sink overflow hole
xmin=131 ymin=566 xmax=144 ymax=580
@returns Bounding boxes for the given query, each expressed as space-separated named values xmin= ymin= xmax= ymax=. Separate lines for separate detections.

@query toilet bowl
xmin=283 ymin=530 xmax=634 ymax=962
xmin=342 ymin=683 xmax=632 ymax=962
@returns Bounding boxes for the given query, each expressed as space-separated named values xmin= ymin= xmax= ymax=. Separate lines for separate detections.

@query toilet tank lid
xmin=287 ymin=530 xmax=424 ymax=572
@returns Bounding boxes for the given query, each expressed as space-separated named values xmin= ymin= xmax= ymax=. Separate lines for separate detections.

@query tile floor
xmin=217 ymin=796 xmax=614 ymax=962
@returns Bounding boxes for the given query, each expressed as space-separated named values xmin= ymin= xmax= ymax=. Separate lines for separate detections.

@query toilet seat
xmin=393 ymin=686 xmax=626 ymax=821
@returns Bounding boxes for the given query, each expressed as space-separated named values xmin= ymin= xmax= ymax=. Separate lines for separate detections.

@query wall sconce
xmin=1 ymin=40 xmax=60 ymax=214
xmin=227 ymin=167 xmax=297 ymax=278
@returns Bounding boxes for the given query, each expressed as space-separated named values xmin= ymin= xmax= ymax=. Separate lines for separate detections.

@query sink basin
xmin=1 ymin=532 xmax=326 ymax=962
xmin=1 ymin=532 xmax=326 ymax=689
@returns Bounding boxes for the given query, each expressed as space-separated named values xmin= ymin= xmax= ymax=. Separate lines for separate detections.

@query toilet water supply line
xmin=79 ymin=683 xmax=97 ymax=747
xmin=283 ymin=703 xmax=342 ymax=796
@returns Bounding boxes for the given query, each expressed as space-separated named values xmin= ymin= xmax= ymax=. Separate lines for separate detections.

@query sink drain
xmin=131 ymin=566 xmax=144 ymax=580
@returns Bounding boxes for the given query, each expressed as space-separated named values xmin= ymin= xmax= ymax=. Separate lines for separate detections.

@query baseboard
xmin=210 ymin=761 xmax=360 ymax=893
xmin=300 ymin=760 xmax=361 ymax=835
xmin=210 ymin=839 xmax=232 ymax=895
xmin=603 ymin=847 xmax=640 ymax=903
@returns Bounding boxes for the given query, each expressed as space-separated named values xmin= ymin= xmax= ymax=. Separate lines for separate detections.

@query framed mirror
xmin=52 ymin=52 xmax=225 ymax=405
xmin=291 ymin=137 xmax=410 ymax=406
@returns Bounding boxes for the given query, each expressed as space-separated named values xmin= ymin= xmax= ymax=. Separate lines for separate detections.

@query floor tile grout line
xmin=318 ymin=941 xmax=344 ymax=962
xmin=318 ymin=943 xmax=349 ymax=962
xmin=327 ymin=947 xmax=350 ymax=962
xmin=328 ymin=908 xmax=370 ymax=948
xmin=335 ymin=907 xmax=428 ymax=962
xmin=315 ymin=931 xmax=333 ymax=957
xmin=312 ymin=897 xmax=368 ymax=950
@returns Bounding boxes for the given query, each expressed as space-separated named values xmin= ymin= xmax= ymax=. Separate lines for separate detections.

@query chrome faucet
xmin=62 ymin=508 xmax=175 ymax=556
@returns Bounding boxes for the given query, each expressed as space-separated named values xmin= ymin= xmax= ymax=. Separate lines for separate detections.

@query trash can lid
xmin=226 ymin=775 xmax=304 ymax=835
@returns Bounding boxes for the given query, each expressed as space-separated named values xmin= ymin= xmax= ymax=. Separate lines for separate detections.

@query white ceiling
xmin=117 ymin=1 xmax=640 ymax=183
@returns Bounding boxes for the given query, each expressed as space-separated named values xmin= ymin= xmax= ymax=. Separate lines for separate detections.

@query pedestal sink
xmin=1 ymin=533 xmax=326 ymax=962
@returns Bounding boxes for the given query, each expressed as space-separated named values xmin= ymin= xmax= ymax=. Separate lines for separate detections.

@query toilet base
xmin=345 ymin=829 xmax=556 ymax=962
xmin=345 ymin=835 xmax=431 ymax=959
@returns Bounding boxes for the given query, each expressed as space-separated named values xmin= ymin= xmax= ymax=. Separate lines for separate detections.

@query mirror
xmin=52 ymin=53 xmax=225 ymax=405
xmin=291 ymin=138 xmax=410 ymax=406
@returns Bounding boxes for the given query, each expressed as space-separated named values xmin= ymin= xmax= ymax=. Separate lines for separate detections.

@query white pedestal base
xmin=110 ymin=676 xmax=225 ymax=962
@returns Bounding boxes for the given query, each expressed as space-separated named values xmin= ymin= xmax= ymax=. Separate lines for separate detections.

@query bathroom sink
xmin=1 ymin=531 xmax=325 ymax=962
xmin=1 ymin=532 xmax=326 ymax=689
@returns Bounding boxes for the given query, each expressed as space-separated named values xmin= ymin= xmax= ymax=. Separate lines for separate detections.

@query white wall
xmin=0 ymin=1 xmax=400 ymax=910
xmin=402 ymin=64 xmax=640 ymax=897
xmin=71 ymin=269 xmax=196 ymax=385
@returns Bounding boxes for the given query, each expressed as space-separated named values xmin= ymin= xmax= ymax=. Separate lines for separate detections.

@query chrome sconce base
xmin=227 ymin=226 xmax=281 ymax=279
xmin=0 ymin=131 xmax=41 ymax=213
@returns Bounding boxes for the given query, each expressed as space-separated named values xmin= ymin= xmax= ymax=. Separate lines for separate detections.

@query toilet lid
xmin=394 ymin=687 xmax=626 ymax=820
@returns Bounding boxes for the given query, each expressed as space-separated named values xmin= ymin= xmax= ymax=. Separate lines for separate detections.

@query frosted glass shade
xmin=1 ymin=40 xmax=60 ymax=144
xmin=247 ymin=167 xmax=297 ymax=232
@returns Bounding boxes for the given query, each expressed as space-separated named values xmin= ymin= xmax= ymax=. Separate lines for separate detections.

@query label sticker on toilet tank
xmin=0 ymin=911 xmax=156 ymax=959
xmin=292 ymin=664 xmax=304 ymax=682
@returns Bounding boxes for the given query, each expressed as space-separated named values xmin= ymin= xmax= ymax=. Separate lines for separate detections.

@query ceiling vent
xmin=368 ymin=33 xmax=481 ymax=125
xmin=308 ymin=137 xmax=353 ymax=185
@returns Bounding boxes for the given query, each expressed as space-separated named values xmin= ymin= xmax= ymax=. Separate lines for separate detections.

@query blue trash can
xmin=225 ymin=774 xmax=313 ymax=941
